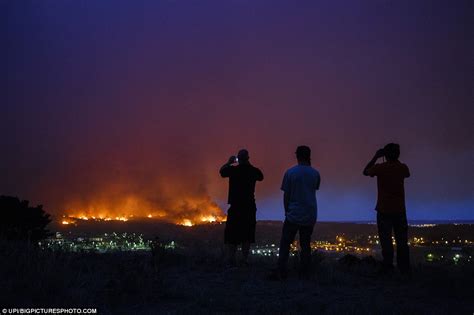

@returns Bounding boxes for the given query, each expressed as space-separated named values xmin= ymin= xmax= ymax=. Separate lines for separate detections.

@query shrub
xmin=0 ymin=196 xmax=52 ymax=242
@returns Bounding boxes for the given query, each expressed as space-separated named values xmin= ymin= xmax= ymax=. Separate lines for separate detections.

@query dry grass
xmin=0 ymin=240 xmax=473 ymax=314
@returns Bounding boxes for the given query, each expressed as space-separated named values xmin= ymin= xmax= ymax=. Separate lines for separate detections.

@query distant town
xmin=44 ymin=218 xmax=474 ymax=265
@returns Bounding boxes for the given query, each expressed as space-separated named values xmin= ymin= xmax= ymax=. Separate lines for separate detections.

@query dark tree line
xmin=0 ymin=196 xmax=52 ymax=241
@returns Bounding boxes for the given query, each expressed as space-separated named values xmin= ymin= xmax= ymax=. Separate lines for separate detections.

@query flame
xmin=200 ymin=215 xmax=217 ymax=223
xmin=180 ymin=219 xmax=194 ymax=227
xmin=176 ymin=214 xmax=226 ymax=226
xmin=60 ymin=195 xmax=226 ymax=226
xmin=64 ymin=214 xmax=131 ymax=222
xmin=61 ymin=212 xmax=225 ymax=226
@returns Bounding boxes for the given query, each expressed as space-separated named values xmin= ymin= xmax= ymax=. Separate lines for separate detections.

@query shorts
xmin=224 ymin=203 xmax=257 ymax=245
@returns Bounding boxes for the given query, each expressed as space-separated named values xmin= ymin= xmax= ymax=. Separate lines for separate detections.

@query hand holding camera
xmin=375 ymin=148 xmax=385 ymax=159
xmin=227 ymin=155 xmax=237 ymax=165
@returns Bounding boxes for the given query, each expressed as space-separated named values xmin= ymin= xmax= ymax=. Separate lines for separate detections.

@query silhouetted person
xmin=220 ymin=149 xmax=263 ymax=266
xmin=276 ymin=146 xmax=321 ymax=279
xmin=363 ymin=143 xmax=411 ymax=275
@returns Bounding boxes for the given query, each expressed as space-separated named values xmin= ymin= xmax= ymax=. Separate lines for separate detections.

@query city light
xmin=53 ymin=218 xmax=474 ymax=264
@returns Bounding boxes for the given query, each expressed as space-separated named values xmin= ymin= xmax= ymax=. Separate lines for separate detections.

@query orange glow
xmin=180 ymin=219 xmax=194 ymax=227
xmin=60 ymin=212 xmax=225 ymax=226
xmin=63 ymin=214 xmax=131 ymax=222
xmin=200 ymin=215 xmax=217 ymax=223
xmin=60 ymin=195 xmax=226 ymax=226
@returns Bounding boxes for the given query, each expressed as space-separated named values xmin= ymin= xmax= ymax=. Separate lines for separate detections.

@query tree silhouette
xmin=0 ymin=196 xmax=52 ymax=242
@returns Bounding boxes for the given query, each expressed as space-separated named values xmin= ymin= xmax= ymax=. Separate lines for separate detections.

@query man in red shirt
xmin=363 ymin=143 xmax=411 ymax=274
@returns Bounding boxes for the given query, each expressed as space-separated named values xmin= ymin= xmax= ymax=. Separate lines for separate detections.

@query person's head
xmin=237 ymin=149 xmax=249 ymax=164
xmin=296 ymin=145 xmax=311 ymax=164
xmin=383 ymin=143 xmax=400 ymax=161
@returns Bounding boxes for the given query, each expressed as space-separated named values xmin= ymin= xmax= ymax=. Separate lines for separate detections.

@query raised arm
xmin=219 ymin=156 xmax=236 ymax=178
xmin=363 ymin=149 xmax=384 ymax=176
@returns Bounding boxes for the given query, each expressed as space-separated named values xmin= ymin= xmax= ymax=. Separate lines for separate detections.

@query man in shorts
xmin=220 ymin=149 xmax=264 ymax=266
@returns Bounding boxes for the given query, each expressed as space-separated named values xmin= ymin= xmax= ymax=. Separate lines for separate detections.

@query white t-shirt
xmin=281 ymin=165 xmax=321 ymax=226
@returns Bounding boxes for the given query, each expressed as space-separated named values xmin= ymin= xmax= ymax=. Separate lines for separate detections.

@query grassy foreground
xmin=0 ymin=241 xmax=473 ymax=314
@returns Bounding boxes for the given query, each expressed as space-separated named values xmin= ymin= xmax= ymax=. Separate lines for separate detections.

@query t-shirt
xmin=281 ymin=165 xmax=321 ymax=226
xmin=220 ymin=164 xmax=264 ymax=205
xmin=366 ymin=161 xmax=410 ymax=214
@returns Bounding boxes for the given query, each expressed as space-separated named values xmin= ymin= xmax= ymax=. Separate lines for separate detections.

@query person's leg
xmin=240 ymin=204 xmax=256 ymax=264
xmin=224 ymin=205 xmax=238 ymax=266
xmin=393 ymin=212 xmax=410 ymax=274
xmin=226 ymin=244 xmax=237 ymax=266
xmin=299 ymin=224 xmax=314 ymax=277
xmin=241 ymin=242 xmax=250 ymax=263
xmin=277 ymin=220 xmax=298 ymax=278
xmin=377 ymin=212 xmax=394 ymax=271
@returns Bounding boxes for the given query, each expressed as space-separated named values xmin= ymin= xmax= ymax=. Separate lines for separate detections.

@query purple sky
xmin=3 ymin=1 xmax=473 ymax=221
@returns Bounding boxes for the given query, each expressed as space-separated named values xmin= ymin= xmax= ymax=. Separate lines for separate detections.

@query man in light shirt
xmin=276 ymin=145 xmax=321 ymax=279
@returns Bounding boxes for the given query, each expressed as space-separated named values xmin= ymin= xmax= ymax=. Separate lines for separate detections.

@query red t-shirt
xmin=366 ymin=161 xmax=410 ymax=214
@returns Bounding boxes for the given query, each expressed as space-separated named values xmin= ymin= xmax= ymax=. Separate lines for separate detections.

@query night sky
xmin=3 ymin=1 xmax=473 ymax=221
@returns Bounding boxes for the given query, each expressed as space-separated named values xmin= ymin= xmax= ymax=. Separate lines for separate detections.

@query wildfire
xmin=60 ymin=214 xmax=225 ymax=226
xmin=60 ymin=195 xmax=226 ymax=226
xmin=200 ymin=215 xmax=217 ymax=223
xmin=175 ymin=214 xmax=226 ymax=226
xmin=60 ymin=213 xmax=226 ymax=226
xmin=63 ymin=214 xmax=131 ymax=222
xmin=180 ymin=219 xmax=194 ymax=227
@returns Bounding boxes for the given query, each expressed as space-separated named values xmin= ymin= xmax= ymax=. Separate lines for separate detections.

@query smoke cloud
xmin=3 ymin=1 xmax=472 ymax=221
